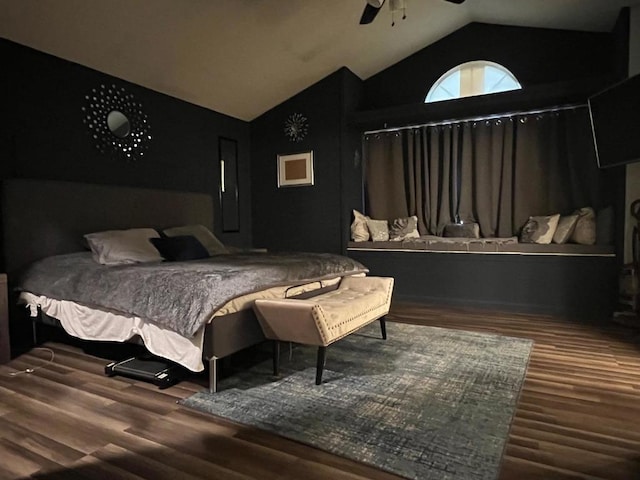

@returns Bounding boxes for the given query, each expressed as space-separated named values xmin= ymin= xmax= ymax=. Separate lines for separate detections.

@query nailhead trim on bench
xmin=253 ymin=276 xmax=394 ymax=385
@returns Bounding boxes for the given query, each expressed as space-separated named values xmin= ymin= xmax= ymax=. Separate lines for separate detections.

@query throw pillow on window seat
xmin=351 ymin=210 xmax=370 ymax=242
xmin=366 ymin=218 xmax=390 ymax=241
xmin=520 ymin=214 xmax=561 ymax=244
xmin=570 ymin=207 xmax=596 ymax=245
xmin=389 ymin=215 xmax=420 ymax=241
xmin=552 ymin=214 xmax=579 ymax=244
xmin=443 ymin=222 xmax=480 ymax=238
xmin=596 ymin=206 xmax=614 ymax=245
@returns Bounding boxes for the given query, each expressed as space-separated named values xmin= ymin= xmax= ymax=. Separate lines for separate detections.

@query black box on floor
xmin=105 ymin=356 xmax=185 ymax=389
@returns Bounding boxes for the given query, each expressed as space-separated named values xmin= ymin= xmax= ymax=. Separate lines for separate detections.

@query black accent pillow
xmin=150 ymin=235 xmax=209 ymax=261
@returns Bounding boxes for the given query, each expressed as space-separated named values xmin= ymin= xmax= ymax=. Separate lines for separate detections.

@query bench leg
xmin=273 ymin=340 xmax=280 ymax=376
xmin=315 ymin=346 xmax=327 ymax=385
xmin=207 ymin=356 xmax=218 ymax=394
xmin=32 ymin=317 xmax=38 ymax=346
xmin=380 ymin=316 xmax=387 ymax=340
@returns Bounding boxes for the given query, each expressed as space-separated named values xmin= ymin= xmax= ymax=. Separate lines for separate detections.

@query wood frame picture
xmin=277 ymin=151 xmax=314 ymax=187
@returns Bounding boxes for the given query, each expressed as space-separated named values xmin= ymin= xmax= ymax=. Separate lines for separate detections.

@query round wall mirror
xmin=107 ymin=110 xmax=131 ymax=138
xmin=83 ymin=84 xmax=151 ymax=161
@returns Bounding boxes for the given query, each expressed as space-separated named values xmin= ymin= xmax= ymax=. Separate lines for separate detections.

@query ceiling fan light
xmin=366 ymin=0 xmax=385 ymax=8
xmin=389 ymin=0 xmax=406 ymax=12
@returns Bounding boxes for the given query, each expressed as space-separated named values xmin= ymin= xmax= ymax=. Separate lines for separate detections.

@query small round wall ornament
xmin=82 ymin=84 xmax=151 ymax=162
xmin=284 ymin=113 xmax=308 ymax=142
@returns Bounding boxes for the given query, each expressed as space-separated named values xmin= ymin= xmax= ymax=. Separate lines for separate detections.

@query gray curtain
xmin=364 ymin=107 xmax=605 ymax=237
xmin=363 ymin=131 xmax=409 ymax=222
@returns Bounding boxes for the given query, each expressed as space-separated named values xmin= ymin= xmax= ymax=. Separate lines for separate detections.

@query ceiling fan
xmin=359 ymin=0 xmax=466 ymax=25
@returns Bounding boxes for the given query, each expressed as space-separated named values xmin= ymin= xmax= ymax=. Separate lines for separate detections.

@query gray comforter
xmin=17 ymin=251 xmax=368 ymax=337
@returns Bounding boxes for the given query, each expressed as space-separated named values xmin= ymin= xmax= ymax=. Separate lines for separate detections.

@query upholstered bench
xmin=253 ymin=276 xmax=394 ymax=385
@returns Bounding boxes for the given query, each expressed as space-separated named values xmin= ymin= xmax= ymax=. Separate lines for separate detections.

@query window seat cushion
xmin=348 ymin=235 xmax=614 ymax=256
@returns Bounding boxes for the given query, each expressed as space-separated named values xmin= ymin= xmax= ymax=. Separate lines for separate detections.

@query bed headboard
xmin=1 ymin=179 xmax=214 ymax=278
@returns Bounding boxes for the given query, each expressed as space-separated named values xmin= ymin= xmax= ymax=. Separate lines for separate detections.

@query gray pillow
xmin=520 ymin=214 xmax=560 ymax=244
xmin=596 ymin=206 xmax=614 ymax=245
xmin=552 ymin=215 xmax=579 ymax=244
xmin=570 ymin=207 xmax=596 ymax=245
xmin=366 ymin=218 xmax=390 ymax=241
xmin=389 ymin=215 xmax=420 ymax=241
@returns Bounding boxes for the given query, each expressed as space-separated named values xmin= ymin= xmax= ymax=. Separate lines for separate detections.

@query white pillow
xmin=84 ymin=228 xmax=163 ymax=265
xmin=351 ymin=210 xmax=370 ymax=242
xmin=552 ymin=214 xmax=579 ymax=244
xmin=163 ymin=224 xmax=228 ymax=256
xmin=520 ymin=214 xmax=560 ymax=245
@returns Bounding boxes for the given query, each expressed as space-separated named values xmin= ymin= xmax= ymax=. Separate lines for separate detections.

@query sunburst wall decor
xmin=82 ymin=84 xmax=151 ymax=161
xmin=284 ymin=113 xmax=308 ymax=142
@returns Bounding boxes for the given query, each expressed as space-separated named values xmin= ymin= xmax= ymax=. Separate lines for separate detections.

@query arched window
xmin=425 ymin=60 xmax=521 ymax=103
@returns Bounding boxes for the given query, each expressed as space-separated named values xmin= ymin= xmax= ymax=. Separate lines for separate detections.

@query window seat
xmin=347 ymin=236 xmax=617 ymax=319
xmin=348 ymin=236 xmax=614 ymax=256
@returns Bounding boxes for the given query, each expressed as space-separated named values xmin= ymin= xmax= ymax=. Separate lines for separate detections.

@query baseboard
xmin=392 ymin=294 xmax=613 ymax=320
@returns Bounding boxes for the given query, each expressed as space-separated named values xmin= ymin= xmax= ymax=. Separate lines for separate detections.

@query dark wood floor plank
xmin=58 ymin=454 xmax=148 ymax=480
xmin=0 ymin=438 xmax=61 ymax=479
xmin=91 ymin=443 xmax=206 ymax=480
xmin=0 ymin=392 xmax=123 ymax=455
xmin=1 ymin=302 xmax=639 ymax=479
xmin=0 ymin=417 xmax=86 ymax=465
xmin=112 ymin=432 xmax=257 ymax=480
xmin=500 ymin=455 xmax=607 ymax=480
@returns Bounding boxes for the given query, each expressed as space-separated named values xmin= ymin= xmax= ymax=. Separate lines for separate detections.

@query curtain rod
xmin=363 ymin=102 xmax=587 ymax=135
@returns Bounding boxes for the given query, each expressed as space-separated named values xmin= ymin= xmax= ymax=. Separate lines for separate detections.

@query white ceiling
xmin=1 ymin=0 xmax=637 ymax=121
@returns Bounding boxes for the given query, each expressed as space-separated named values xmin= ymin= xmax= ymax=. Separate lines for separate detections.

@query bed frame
xmin=1 ymin=178 xmax=333 ymax=392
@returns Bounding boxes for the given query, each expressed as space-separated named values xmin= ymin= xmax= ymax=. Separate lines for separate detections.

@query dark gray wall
xmin=364 ymin=22 xmax=618 ymax=110
xmin=250 ymin=21 xmax=625 ymax=256
xmin=1 ymin=18 xmax=629 ymax=260
xmin=0 ymin=39 xmax=252 ymax=248
xmin=250 ymin=68 xmax=364 ymax=254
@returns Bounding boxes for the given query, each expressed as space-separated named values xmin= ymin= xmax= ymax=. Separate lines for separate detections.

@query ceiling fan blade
xmin=444 ymin=0 xmax=466 ymax=3
xmin=360 ymin=0 xmax=385 ymax=25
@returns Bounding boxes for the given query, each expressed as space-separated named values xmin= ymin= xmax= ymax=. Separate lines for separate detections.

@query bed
xmin=1 ymin=179 xmax=367 ymax=392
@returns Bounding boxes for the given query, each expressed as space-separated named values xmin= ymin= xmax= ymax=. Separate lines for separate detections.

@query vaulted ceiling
xmin=1 ymin=0 xmax=637 ymax=121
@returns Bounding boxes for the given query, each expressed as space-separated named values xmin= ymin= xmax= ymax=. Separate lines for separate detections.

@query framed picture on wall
xmin=277 ymin=151 xmax=314 ymax=187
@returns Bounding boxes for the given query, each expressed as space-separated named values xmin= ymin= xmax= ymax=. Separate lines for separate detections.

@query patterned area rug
xmin=179 ymin=322 xmax=533 ymax=480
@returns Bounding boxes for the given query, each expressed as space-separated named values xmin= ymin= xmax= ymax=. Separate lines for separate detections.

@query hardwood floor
xmin=1 ymin=303 xmax=639 ymax=480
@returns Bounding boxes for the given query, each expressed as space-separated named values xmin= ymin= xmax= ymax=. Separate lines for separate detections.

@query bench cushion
xmin=254 ymin=276 xmax=394 ymax=346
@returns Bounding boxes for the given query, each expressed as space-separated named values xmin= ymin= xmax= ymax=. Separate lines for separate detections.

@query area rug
xmin=179 ymin=322 xmax=533 ymax=480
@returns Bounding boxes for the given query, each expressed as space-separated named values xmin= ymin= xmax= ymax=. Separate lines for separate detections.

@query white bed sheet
xmin=20 ymin=291 xmax=206 ymax=371
xmin=18 ymin=276 xmax=345 ymax=372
